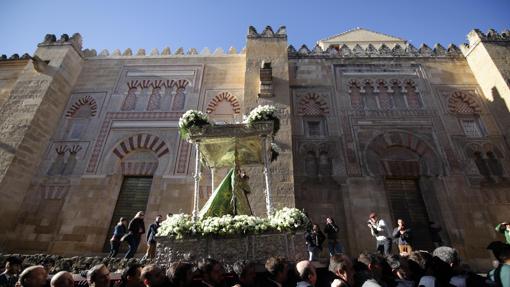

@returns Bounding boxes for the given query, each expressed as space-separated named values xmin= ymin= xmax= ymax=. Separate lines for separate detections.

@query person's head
xmin=329 ymin=254 xmax=354 ymax=285
xmin=265 ymin=257 xmax=288 ymax=284
xmin=358 ymin=252 xmax=385 ymax=279
xmin=50 ymin=271 xmax=74 ymax=287
xmin=369 ymin=212 xmax=378 ymax=222
xmin=135 ymin=211 xmax=144 ymax=219
xmin=232 ymin=261 xmax=256 ymax=287
xmin=140 ymin=265 xmax=166 ymax=287
xmin=198 ymin=258 xmax=224 ymax=286
xmin=167 ymin=262 xmax=194 ymax=287
xmin=19 ymin=265 xmax=47 ymax=287
xmin=432 ymin=246 xmax=460 ymax=268
xmin=121 ymin=263 xmax=142 ymax=287
xmin=312 ymin=224 xmax=319 ymax=232
xmin=87 ymin=264 xmax=110 ymax=287
xmin=119 ymin=217 xmax=128 ymax=225
xmin=499 ymin=246 xmax=510 ymax=264
xmin=386 ymin=255 xmax=411 ymax=280
xmin=296 ymin=261 xmax=317 ymax=286
xmin=155 ymin=215 xmax=163 ymax=223
xmin=487 ymin=241 xmax=510 ymax=262
xmin=397 ymin=219 xmax=405 ymax=227
xmin=326 ymin=217 xmax=334 ymax=224
xmin=408 ymin=251 xmax=433 ymax=280
xmin=3 ymin=256 xmax=22 ymax=275
xmin=41 ymin=258 xmax=55 ymax=275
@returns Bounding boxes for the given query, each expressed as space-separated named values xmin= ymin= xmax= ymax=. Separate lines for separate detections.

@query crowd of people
xmin=1 ymin=214 xmax=509 ymax=287
xmin=1 ymin=244 xmax=509 ymax=287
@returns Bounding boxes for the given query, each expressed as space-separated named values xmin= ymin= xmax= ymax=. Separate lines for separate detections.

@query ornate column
xmin=210 ymin=167 xmax=215 ymax=194
xmin=262 ymin=135 xmax=273 ymax=216
xmin=192 ymin=141 xmax=201 ymax=221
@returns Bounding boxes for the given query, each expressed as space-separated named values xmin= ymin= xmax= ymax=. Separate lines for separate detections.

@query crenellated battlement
xmin=0 ymin=53 xmax=31 ymax=61
xmin=37 ymin=33 xmax=83 ymax=53
xmin=247 ymin=25 xmax=287 ymax=39
xmin=460 ymin=28 xmax=510 ymax=55
xmin=287 ymin=42 xmax=462 ymax=58
xmin=82 ymin=46 xmax=246 ymax=58
xmin=467 ymin=28 xmax=510 ymax=45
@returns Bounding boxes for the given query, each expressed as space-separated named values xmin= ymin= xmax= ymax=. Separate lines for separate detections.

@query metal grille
xmin=103 ymin=176 xmax=153 ymax=252
xmin=384 ymin=179 xmax=434 ymax=251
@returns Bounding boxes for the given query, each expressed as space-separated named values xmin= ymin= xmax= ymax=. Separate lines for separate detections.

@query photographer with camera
xmin=367 ymin=212 xmax=392 ymax=255
xmin=324 ymin=217 xmax=343 ymax=256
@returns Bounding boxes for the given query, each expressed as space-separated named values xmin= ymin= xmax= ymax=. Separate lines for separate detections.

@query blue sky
xmin=1 ymin=0 xmax=509 ymax=56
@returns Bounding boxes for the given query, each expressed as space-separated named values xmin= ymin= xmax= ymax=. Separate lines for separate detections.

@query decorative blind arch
xmin=66 ymin=95 xmax=97 ymax=118
xmin=206 ymin=92 xmax=241 ymax=114
xmin=297 ymin=93 xmax=330 ymax=116
xmin=448 ymin=91 xmax=481 ymax=114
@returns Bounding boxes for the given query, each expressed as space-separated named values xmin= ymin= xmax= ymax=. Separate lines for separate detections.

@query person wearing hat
xmin=367 ymin=212 xmax=392 ymax=255
xmin=496 ymin=222 xmax=510 ymax=244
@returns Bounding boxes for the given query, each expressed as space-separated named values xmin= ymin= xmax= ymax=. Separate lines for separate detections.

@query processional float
xmin=179 ymin=106 xmax=279 ymax=220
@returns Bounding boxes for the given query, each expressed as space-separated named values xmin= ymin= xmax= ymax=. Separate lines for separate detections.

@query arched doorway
xmin=365 ymin=131 xmax=444 ymax=251
xmin=102 ymin=134 xmax=167 ymax=252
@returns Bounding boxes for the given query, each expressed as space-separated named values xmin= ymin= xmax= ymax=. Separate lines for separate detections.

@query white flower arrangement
xmin=178 ymin=110 xmax=210 ymax=140
xmin=157 ymin=208 xmax=309 ymax=239
xmin=245 ymin=105 xmax=280 ymax=134
xmin=270 ymin=207 xmax=310 ymax=231
xmin=157 ymin=213 xmax=194 ymax=239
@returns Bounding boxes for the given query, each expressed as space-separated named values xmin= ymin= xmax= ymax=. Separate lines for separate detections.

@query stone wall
xmin=0 ymin=35 xmax=84 ymax=249
xmin=2 ymin=40 xmax=252 ymax=254
xmin=289 ymin=49 xmax=510 ymax=270
xmin=243 ymin=26 xmax=295 ymax=213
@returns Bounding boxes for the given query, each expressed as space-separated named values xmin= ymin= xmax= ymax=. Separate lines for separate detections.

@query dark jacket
xmin=392 ymin=227 xmax=412 ymax=245
xmin=111 ymin=223 xmax=126 ymax=241
xmin=324 ymin=223 xmax=339 ymax=241
xmin=128 ymin=217 xmax=145 ymax=238
xmin=0 ymin=273 xmax=17 ymax=287
xmin=146 ymin=222 xmax=160 ymax=244
xmin=305 ymin=230 xmax=325 ymax=252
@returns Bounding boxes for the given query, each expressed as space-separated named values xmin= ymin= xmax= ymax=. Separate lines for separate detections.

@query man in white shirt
xmin=367 ymin=212 xmax=392 ymax=255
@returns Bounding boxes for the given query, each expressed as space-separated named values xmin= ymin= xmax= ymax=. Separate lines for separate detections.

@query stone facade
xmin=0 ymin=26 xmax=509 ymax=270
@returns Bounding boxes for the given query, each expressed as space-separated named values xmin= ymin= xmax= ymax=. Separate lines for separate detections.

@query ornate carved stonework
xmin=296 ymin=93 xmax=330 ymax=116
xmin=448 ymin=91 xmax=482 ymax=114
